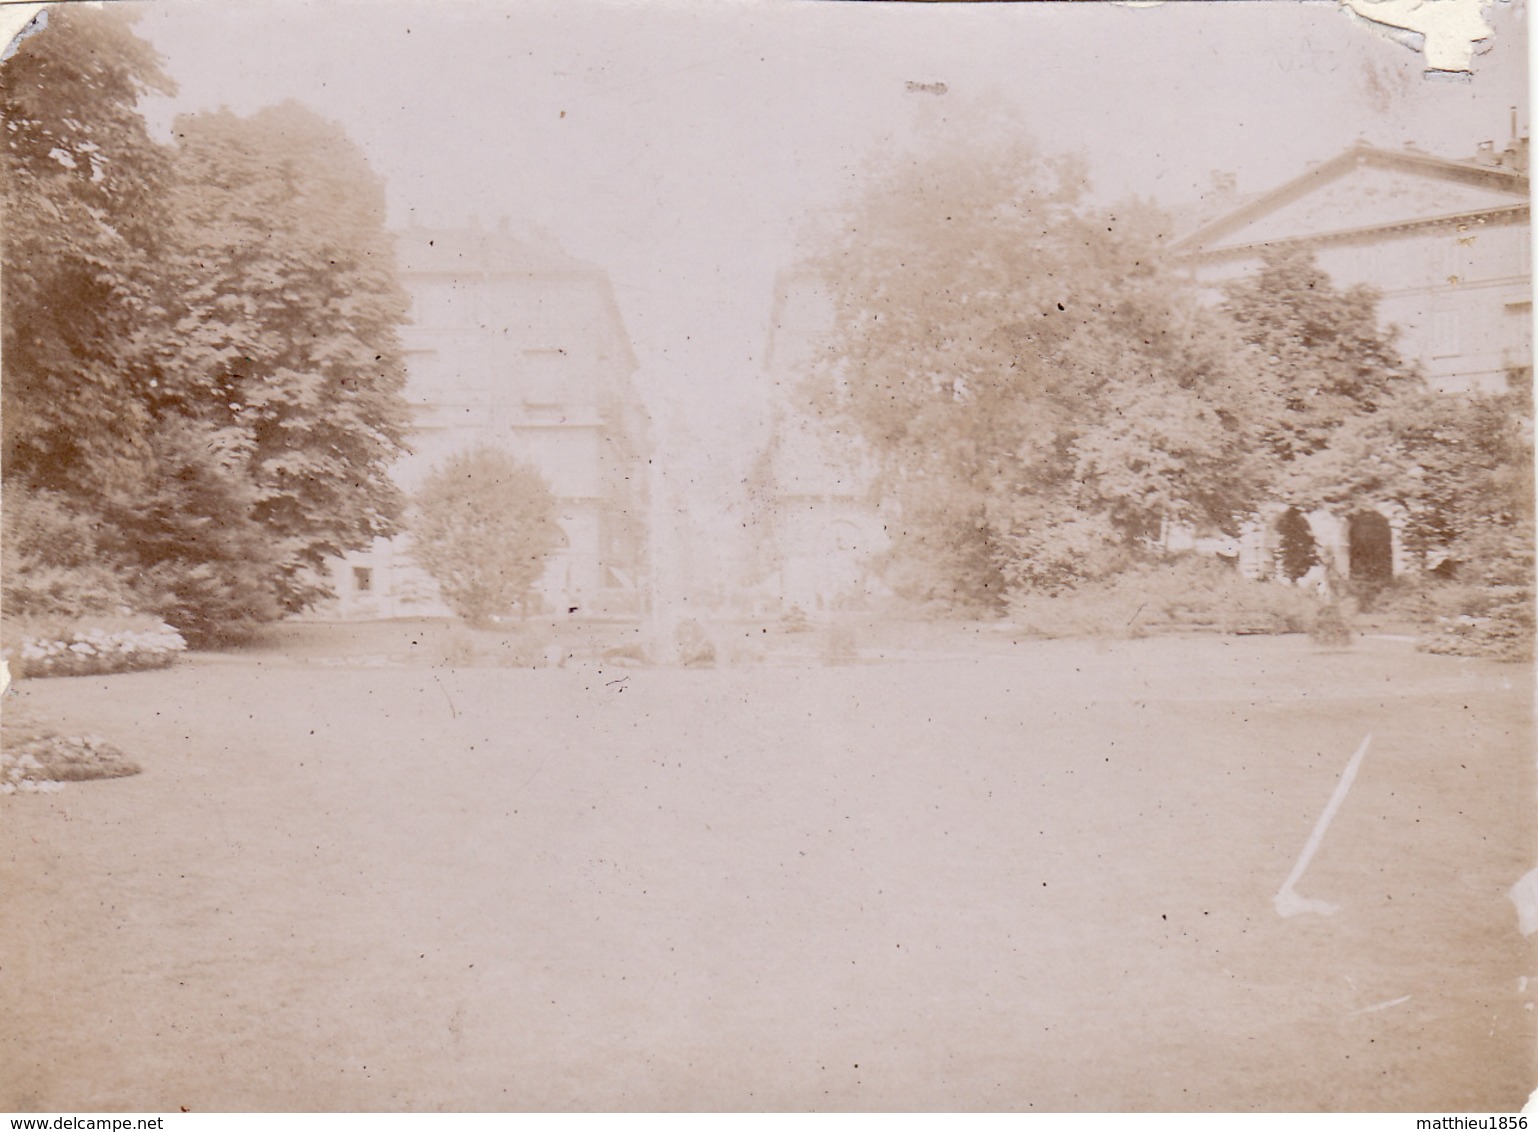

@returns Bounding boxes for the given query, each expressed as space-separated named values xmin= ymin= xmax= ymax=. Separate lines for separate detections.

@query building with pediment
xmin=320 ymin=221 xmax=651 ymax=620
xmin=1169 ymin=137 xmax=1531 ymax=581
xmin=1171 ymin=137 xmax=1530 ymax=395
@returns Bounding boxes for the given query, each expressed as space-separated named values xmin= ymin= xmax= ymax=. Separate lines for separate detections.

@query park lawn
xmin=0 ymin=635 xmax=1532 ymax=1111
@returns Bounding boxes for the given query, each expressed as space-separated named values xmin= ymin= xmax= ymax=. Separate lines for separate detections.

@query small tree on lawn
xmin=411 ymin=449 xmax=562 ymax=626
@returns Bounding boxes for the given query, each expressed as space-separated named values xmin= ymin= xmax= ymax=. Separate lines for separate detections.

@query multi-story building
xmin=1169 ymin=137 xmax=1531 ymax=581
xmin=321 ymin=221 xmax=651 ymax=619
xmin=743 ymin=271 xmax=889 ymax=612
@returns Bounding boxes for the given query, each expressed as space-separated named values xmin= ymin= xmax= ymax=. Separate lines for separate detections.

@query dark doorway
xmin=1348 ymin=510 xmax=1393 ymax=582
xmin=1274 ymin=508 xmax=1319 ymax=581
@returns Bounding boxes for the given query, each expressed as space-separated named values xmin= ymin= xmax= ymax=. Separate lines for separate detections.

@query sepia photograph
xmin=1 ymin=0 xmax=1533 ymax=1113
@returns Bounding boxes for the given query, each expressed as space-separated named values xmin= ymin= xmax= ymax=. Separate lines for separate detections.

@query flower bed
xmin=3 ymin=619 xmax=186 ymax=678
xmin=1 ymin=732 xmax=142 ymax=794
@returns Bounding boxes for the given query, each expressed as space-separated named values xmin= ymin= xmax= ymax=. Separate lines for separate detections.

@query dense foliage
xmin=807 ymin=127 xmax=1530 ymax=655
xmin=410 ymin=449 xmax=563 ymax=627
xmin=1220 ymin=247 xmax=1413 ymax=469
xmin=1 ymin=8 xmax=410 ymax=646
xmin=1 ymin=5 xmax=172 ymax=492
xmin=809 ymin=123 xmax=1264 ymax=610
xmin=164 ymin=103 xmax=411 ymax=612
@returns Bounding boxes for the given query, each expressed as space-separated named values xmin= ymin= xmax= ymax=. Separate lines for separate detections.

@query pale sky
xmin=128 ymin=0 xmax=1529 ymax=489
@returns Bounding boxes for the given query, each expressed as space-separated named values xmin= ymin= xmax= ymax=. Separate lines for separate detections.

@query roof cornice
xmin=1169 ymin=142 xmax=1529 ymax=256
xmin=1173 ymin=202 xmax=1531 ymax=265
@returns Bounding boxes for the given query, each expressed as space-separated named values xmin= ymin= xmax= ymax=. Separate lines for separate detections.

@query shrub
xmin=1309 ymin=602 xmax=1354 ymax=648
xmin=97 ymin=422 xmax=286 ymax=647
xmin=1274 ymin=508 xmax=1320 ymax=582
xmin=821 ymin=621 xmax=859 ymax=666
xmin=676 ymin=618 xmax=717 ymax=668
xmin=410 ymin=448 xmax=562 ymax=627
xmin=1 ymin=486 xmax=137 ymax=620
xmin=3 ymin=429 xmax=286 ymax=649
xmin=1375 ymin=569 xmax=1534 ymax=662
xmin=1007 ymin=556 xmax=1328 ymax=639
xmin=1419 ymin=591 xmax=1533 ymax=661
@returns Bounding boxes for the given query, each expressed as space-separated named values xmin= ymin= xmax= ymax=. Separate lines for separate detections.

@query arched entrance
xmin=1347 ymin=510 xmax=1393 ymax=582
xmin=1273 ymin=507 xmax=1319 ymax=582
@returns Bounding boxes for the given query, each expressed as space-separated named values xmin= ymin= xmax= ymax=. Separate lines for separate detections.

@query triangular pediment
xmin=1183 ymin=151 xmax=1528 ymax=255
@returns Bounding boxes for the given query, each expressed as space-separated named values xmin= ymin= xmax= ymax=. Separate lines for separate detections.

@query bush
xmin=2 ymin=613 xmax=186 ymax=678
xmin=97 ymin=422 xmax=286 ymax=647
xmin=1310 ymin=602 xmax=1354 ymax=648
xmin=1419 ymin=591 xmax=1534 ymax=661
xmin=1007 ymin=556 xmax=1328 ymax=639
xmin=820 ymin=621 xmax=859 ymax=666
xmin=3 ymin=430 xmax=287 ymax=649
xmin=1 ymin=486 xmax=138 ymax=620
xmin=1374 ymin=572 xmax=1534 ymax=661
xmin=997 ymin=510 xmax=1134 ymax=599
xmin=410 ymin=448 xmax=562 ymax=627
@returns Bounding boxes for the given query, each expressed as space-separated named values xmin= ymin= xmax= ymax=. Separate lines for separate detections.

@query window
xmin=353 ymin=566 xmax=374 ymax=593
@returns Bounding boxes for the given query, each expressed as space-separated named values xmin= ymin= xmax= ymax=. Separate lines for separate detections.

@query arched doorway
xmin=1273 ymin=507 xmax=1319 ymax=582
xmin=1347 ymin=510 xmax=1393 ymax=582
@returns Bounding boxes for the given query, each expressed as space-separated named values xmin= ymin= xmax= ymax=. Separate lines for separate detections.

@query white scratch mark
xmin=1275 ymin=733 xmax=1373 ymax=919
xmin=1352 ymin=994 xmax=1412 ymax=1015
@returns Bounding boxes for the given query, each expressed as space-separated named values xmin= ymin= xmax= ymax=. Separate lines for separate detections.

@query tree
xmin=0 ymin=5 xmax=267 ymax=645
xmin=93 ymin=419 xmax=287 ymax=647
xmin=1225 ymin=248 xmax=1529 ymax=581
xmin=162 ymin=102 xmax=413 ymax=613
xmin=3 ymin=10 xmax=413 ymax=644
xmin=1220 ymin=247 xmax=1414 ymax=472
xmin=1297 ymin=381 xmax=1533 ymax=581
xmin=0 ymin=4 xmax=175 ymax=493
xmin=807 ymin=121 xmax=1263 ymax=608
xmin=410 ymin=449 xmax=563 ymax=626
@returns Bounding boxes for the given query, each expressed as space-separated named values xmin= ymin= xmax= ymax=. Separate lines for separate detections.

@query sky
xmin=125 ymin=0 xmax=1530 ymax=489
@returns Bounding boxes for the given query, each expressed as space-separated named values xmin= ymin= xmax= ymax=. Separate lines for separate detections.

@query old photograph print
xmin=1 ymin=0 xmax=1533 ymax=1112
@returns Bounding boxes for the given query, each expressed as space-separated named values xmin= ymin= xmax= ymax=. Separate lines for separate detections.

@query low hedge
xmin=1007 ymin=557 xmax=1330 ymax=640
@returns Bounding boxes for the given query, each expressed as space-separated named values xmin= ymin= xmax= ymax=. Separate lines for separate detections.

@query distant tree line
xmin=2 ymin=6 xmax=411 ymax=645
xmin=805 ymin=116 xmax=1532 ymax=653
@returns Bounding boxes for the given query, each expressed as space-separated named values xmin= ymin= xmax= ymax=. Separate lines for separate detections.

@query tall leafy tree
xmin=0 ymin=4 xmax=174 ymax=492
xmin=3 ymin=11 xmax=413 ymax=641
xmin=163 ymin=102 xmax=413 ymax=612
xmin=1220 ymin=246 xmax=1415 ymax=472
xmin=807 ymin=122 xmax=1262 ymax=607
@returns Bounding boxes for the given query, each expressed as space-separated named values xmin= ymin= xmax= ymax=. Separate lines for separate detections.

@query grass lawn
xmin=1 ymin=634 xmax=1532 ymax=1111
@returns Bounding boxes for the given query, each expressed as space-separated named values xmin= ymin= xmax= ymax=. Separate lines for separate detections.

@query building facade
xmin=742 ymin=271 xmax=889 ymax=613
xmin=321 ymin=222 xmax=651 ymax=620
xmin=1169 ymin=138 xmax=1531 ymax=582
